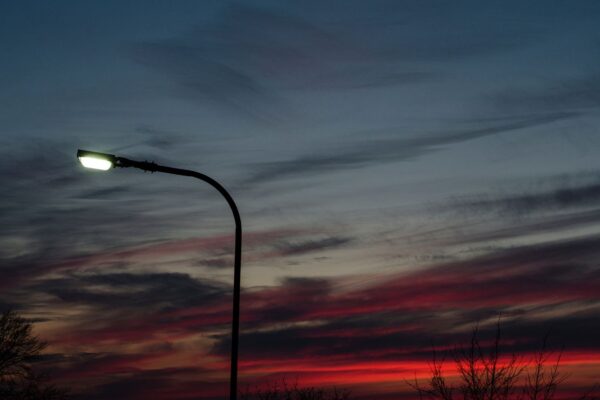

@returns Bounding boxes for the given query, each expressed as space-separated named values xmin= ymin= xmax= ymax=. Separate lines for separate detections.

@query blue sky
xmin=1 ymin=1 xmax=599 ymax=398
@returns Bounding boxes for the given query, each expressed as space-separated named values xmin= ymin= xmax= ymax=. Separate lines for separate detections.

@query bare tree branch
xmin=0 ymin=310 xmax=68 ymax=400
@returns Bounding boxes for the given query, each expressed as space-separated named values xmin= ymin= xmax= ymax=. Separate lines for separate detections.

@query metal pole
xmin=114 ymin=157 xmax=242 ymax=400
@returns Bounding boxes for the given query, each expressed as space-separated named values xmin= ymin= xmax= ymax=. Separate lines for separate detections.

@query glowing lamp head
xmin=77 ymin=149 xmax=117 ymax=171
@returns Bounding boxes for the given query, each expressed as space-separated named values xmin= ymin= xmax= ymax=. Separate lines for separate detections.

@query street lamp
xmin=77 ymin=150 xmax=117 ymax=170
xmin=77 ymin=149 xmax=242 ymax=400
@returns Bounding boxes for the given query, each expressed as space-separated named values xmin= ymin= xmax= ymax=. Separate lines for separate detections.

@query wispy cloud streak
xmin=245 ymin=112 xmax=576 ymax=184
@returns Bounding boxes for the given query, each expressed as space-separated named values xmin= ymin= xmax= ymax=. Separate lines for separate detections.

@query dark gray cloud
xmin=449 ymin=175 xmax=600 ymax=217
xmin=0 ymin=142 xmax=103 ymax=288
xmin=73 ymin=185 xmax=131 ymax=200
xmin=0 ymin=141 xmax=82 ymax=192
xmin=196 ymin=235 xmax=352 ymax=269
xmin=435 ymin=234 xmax=600 ymax=285
xmin=243 ymin=277 xmax=333 ymax=327
xmin=0 ymin=139 xmax=233 ymax=292
xmin=245 ymin=111 xmax=576 ymax=184
xmin=216 ymin=305 xmax=599 ymax=361
xmin=274 ymin=236 xmax=352 ymax=256
xmin=209 ymin=233 xmax=600 ymax=360
xmin=415 ymin=207 xmax=600 ymax=252
xmin=31 ymin=272 xmax=228 ymax=312
xmin=0 ymin=201 xmax=181 ymax=291
xmin=198 ymin=257 xmax=232 ymax=269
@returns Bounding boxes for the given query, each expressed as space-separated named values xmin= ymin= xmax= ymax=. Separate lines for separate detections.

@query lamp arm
xmin=116 ymin=156 xmax=242 ymax=400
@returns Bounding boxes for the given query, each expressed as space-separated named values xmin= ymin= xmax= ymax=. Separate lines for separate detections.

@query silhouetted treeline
xmin=408 ymin=320 xmax=599 ymax=400
xmin=2 ymin=310 xmax=598 ymax=400
xmin=0 ymin=311 xmax=68 ymax=400
xmin=241 ymin=379 xmax=351 ymax=400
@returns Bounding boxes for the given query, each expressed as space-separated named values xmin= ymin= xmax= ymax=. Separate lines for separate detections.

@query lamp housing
xmin=77 ymin=149 xmax=117 ymax=171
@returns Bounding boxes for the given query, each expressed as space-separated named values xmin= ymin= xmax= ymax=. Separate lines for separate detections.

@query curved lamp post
xmin=77 ymin=149 xmax=242 ymax=400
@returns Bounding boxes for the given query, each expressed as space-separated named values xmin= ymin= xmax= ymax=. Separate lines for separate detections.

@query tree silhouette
xmin=241 ymin=379 xmax=351 ymax=400
xmin=408 ymin=321 xmax=598 ymax=400
xmin=0 ymin=310 xmax=68 ymax=400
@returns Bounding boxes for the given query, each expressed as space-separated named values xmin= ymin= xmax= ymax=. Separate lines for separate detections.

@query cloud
xmin=29 ymin=233 xmax=600 ymax=397
xmin=273 ymin=236 xmax=352 ymax=256
xmin=29 ymin=231 xmax=599 ymax=370
xmin=129 ymin=3 xmax=444 ymax=121
xmin=32 ymin=272 xmax=228 ymax=312
xmin=463 ymin=182 xmax=600 ymax=215
xmin=129 ymin=0 xmax=543 ymax=117
xmin=214 ymin=304 xmax=600 ymax=367
xmin=446 ymin=173 xmax=600 ymax=217
xmin=0 ymin=140 xmax=194 ymax=290
xmin=402 ymin=207 xmax=600 ymax=264
xmin=242 ymin=277 xmax=333 ymax=327
xmin=493 ymin=72 xmax=600 ymax=113
xmin=72 ymin=185 xmax=132 ymax=200
xmin=197 ymin=234 xmax=353 ymax=269
xmin=244 ymin=111 xmax=576 ymax=184
xmin=0 ymin=227 xmax=306 ymax=291
xmin=206 ymin=234 xmax=600 ymax=363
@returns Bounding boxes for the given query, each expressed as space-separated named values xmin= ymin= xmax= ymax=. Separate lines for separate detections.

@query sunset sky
xmin=1 ymin=1 xmax=599 ymax=399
